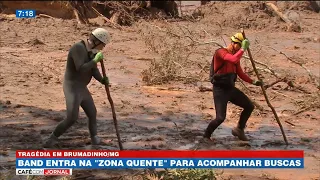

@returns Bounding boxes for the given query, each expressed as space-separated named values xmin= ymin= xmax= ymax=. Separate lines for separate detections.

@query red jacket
xmin=213 ymin=48 xmax=253 ymax=83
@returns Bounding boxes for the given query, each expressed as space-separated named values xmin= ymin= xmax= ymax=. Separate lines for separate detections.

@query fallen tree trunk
xmin=265 ymin=2 xmax=301 ymax=32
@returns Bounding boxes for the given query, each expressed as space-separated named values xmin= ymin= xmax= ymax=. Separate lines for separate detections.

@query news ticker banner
xmin=16 ymin=150 xmax=304 ymax=173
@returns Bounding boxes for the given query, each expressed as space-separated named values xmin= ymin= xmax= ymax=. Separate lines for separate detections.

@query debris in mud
xmin=260 ymin=173 xmax=278 ymax=180
xmin=145 ymin=136 xmax=164 ymax=141
xmin=162 ymin=116 xmax=172 ymax=121
xmin=0 ymin=150 xmax=9 ymax=156
xmin=265 ymin=2 xmax=302 ymax=32
xmin=313 ymin=37 xmax=320 ymax=43
xmin=199 ymin=85 xmax=213 ymax=92
xmin=163 ymin=110 xmax=174 ymax=116
xmin=18 ymin=134 xmax=39 ymax=143
xmin=74 ymin=172 xmax=95 ymax=180
xmin=5 ymin=100 xmax=11 ymax=105
xmin=28 ymin=38 xmax=45 ymax=46
xmin=260 ymin=140 xmax=285 ymax=148
xmin=301 ymin=137 xmax=312 ymax=143
xmin=140 ymin=22 xmax=202 ymax=85
xmin=158 ymin=143 xmax=166 ymax=148
xmin=1 ymin=105 xmax=8 ymax=109
xmin=40 ymin=129 xmax=51 ymax=134
xmin=202 ymin=113 xmax=213 ymax=121
xmin=284 ymin=120 xmax=296 ymax=127
xmin=51 ymin=115 xmax=64 ymax=122
xmin=13 ymin=104 xmax=23 ymax=108
xmin=236 ymin=141 xmax=251 ymax=148
xmin=2 ymin=1 xmax=180 ymax=27
xmin=119 ymin=112 xmax=130 ymax=116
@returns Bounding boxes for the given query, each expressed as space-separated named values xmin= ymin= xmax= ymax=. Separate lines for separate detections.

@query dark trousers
xmin=204 ymin=86 xmax=254 ymax=138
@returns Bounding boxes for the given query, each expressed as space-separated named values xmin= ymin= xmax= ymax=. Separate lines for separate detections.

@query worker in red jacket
xmin=205 ymin=32 xmax=262 ymax=141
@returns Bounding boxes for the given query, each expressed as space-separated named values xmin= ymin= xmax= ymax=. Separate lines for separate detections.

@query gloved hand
xmin=100 ymin=76 xmax=109 ymax=85
xmin=241 ymin=39 xmax=250 ymax=51
xmin=93 ymin=52 xmax=103 ymax=63
xmin=252 ymin=80 xmax=263 ymax=86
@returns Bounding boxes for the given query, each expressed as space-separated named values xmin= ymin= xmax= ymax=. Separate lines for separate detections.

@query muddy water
xmin=1 ymin=4 xmax=320 ymax=179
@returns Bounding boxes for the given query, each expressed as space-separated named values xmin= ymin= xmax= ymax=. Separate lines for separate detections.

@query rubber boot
xmin=43 ymin=133 xmax=59 ymax=148
xmin=232 ymin=127 xmax=249 ymax=141
xmin=91 ymin=135 xmax=101 ymax=145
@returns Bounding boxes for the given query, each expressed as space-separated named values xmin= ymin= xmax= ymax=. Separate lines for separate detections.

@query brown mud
xmin=0 ymin=1 xmax=320 ymax=180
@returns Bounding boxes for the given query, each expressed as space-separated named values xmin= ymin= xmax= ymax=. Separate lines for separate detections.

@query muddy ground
xmin=0 ymin=1 xmax=320 ymax=180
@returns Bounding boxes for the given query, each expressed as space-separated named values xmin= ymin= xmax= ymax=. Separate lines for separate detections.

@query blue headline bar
xmin=16 ymin=158 xmax=304 ymax=169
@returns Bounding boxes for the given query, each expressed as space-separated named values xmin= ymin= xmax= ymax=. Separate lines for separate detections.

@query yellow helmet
xmin=231 ymin=33 xmax=244 ymax=43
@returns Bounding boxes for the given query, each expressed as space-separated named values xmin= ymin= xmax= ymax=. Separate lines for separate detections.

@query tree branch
xmin=266 ymin=45 xmax=320 ymax=88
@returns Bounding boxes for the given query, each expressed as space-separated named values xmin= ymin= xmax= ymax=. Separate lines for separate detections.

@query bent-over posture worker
xmin=44 ymin=28 xmax=111 ymax=148
xmin=204 ymin=32 xmax=262 ymax=141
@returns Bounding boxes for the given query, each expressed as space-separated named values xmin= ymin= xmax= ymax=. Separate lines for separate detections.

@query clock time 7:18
xmin=16 ymin=10 xmax=36 ymax=18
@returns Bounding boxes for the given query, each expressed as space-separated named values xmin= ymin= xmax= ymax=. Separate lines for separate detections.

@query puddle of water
xmin=176 ymin=143 xmax=195 ymax=150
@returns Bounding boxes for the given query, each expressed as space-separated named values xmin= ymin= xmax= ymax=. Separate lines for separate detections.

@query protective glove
xmin=252 ymin=80 xmax=263 ymax=86
xmin=100 ymin=76 xmax=109 ymax=85
xmin=93 ymin=52 xmax=103 ymax=63
xmin=241 ymin=39 xmax=250 ymax=51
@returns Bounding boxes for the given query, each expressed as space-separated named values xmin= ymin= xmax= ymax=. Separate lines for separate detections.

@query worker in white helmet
xmin=44 ymin=28 xmax=111 ymax=148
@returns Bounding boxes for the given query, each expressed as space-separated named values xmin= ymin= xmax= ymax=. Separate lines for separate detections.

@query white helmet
xmin=91 ymin=28 xmax=111 ymax=44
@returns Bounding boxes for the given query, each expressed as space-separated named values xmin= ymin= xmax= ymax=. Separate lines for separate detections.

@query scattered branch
xmin=285 ymin=121 xmax=296 ymax=127
xmin=266 ymin=45 xmax=320 ymax=88
xmin=202 ymin=28 xmax=211 ymax=38
xmin=197 ymin=63 xmax=209 ymax=74
xmin=252 ymin=45 xmax=263 ymax=57
xmin=151 ymin=24 xmax=225 ymax=49
xmin=294 ymin=106 xmax=313 ymax=115
xmin=38 ymin=14 xmax=55 ymax=19
xmin=128 ymin=56 xmax=153 ymax=61
xmin=191 ymin=40 xmax=224 ymax=48
xmin=198 ymin=85 xmax=212 ymax=92
xmin=220 ymin=36 xmax=227 ymax=46
xmin=243 ymin=55 xmax=280 ymax=78
xmin=271 ymin=90 xmax=296 ymax=102
xmin=291 ymin=85 xmax=312 ymax=94
xmin=264 ymin=78 xmax=287 ymax=89
xmin=142 ymin=86 xmax=195 ymax=92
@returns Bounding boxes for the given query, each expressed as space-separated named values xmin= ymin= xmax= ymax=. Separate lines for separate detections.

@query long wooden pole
xmin=100 ymin=60 xmax=124 ymax=150
xmin=241 ymin=29 xmax=288 ymax=145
